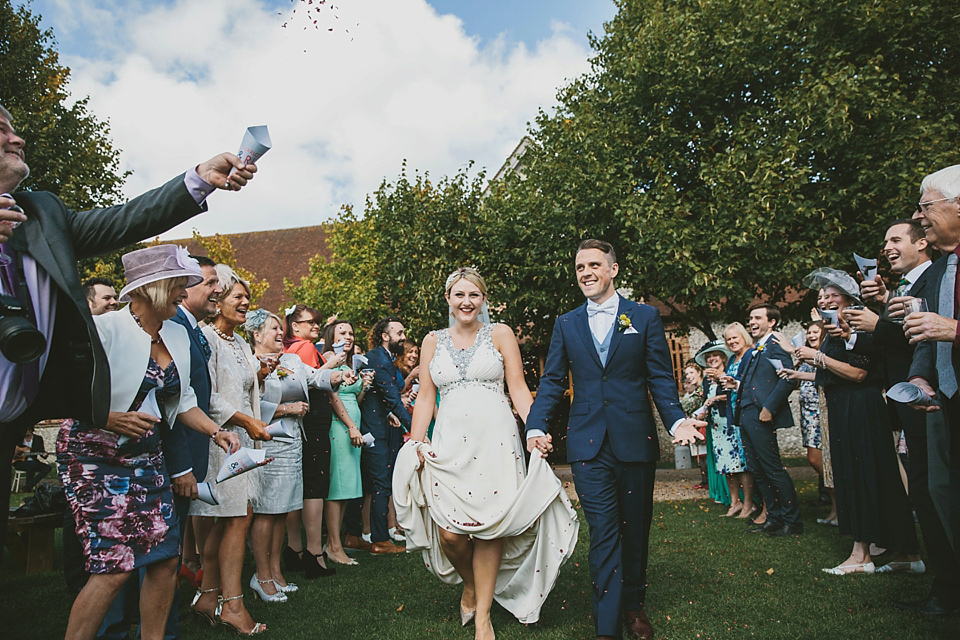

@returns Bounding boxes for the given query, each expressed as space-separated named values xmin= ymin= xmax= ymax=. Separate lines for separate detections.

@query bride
xmin=394 ymin=267 xmax=579 ymax=640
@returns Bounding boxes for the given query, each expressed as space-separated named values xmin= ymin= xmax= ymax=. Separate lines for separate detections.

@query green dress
xmin=328 ymin=365 xmax=363 ymax=500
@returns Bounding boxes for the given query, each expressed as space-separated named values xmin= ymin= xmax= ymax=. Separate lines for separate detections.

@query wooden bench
xmin=6 ymin=511 xmax=62 ymax=574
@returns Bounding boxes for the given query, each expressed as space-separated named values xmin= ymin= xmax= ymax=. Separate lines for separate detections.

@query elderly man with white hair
xmin=902 ymin=163 xmax=960 ymax=615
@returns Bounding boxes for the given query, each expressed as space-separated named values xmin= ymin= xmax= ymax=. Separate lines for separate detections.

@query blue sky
xmin=12 ymin=0 xmax=616 ymax=236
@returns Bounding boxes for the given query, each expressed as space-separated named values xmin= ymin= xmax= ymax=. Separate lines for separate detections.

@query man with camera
xmin=0 ymin=103 xmax=259 ymax=564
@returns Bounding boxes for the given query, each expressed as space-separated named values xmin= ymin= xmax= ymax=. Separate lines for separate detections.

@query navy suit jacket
xmin=733 ymin=335 xmax=796 ymax=428
xmin=360 ymin=346 xmax=411 ymax=439
xmin=526 ymin=297 xmax=685 ymax=464
xmin=853 ymin=263 xmax=933 ymax=431
xmin=164 ymin=307 xmax=213 ymax=480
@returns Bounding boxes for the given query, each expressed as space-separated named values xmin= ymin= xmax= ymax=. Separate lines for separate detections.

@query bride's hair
xmin=444 ymin=266 xmax=487 ymax=296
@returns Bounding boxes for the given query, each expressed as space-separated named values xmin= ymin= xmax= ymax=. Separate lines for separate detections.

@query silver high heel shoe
xmin=190 ymin=586 xmax=220 ymax=626
xmin=460 ymin=605 xmax=476 ymax=627
xmin=273 ymin=578 xmax=299 ymax=593
xmin=249 ymin=573 xmax=288 ymax=602
xmin=216 ymin=594 xmax=268 ymax=635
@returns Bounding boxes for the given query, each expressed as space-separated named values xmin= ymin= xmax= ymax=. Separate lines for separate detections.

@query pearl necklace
xmin=209 ymin=323 xmax=247 ymax=365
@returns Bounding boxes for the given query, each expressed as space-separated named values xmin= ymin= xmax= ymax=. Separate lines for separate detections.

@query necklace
xmin=130 ymin=308 xmax=163 ymax=345
xmin=209 ymin=323 xmax=247 ymax=365
xmin=210 ymin=323 xmax=235 ymax=342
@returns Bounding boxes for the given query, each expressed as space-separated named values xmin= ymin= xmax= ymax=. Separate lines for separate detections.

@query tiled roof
xmin=161 ymin=226 xmax=331 ymax=314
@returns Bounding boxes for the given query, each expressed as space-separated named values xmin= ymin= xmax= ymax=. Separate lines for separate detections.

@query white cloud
xmin=48 ymin=0 xmax=592 ymax=238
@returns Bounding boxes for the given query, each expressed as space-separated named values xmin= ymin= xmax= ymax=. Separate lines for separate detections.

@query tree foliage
xmin=509 ymin=0 xmax=960 ymax=337
xmin=191 ymin=231 xmax=270 ymax=305
xmin=294 ymin=0 xmax=959 ymax=357
xmin=288 ymin=164 xmax=494 ymax=345
xmin=0 ymin=0 xmax=136 ymax=280
xmin=0 ymin=0 xmax=127 ymax=208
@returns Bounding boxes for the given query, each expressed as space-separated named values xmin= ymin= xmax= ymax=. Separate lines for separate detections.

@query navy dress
xmin=57 ymin=360 xmax=181 ymax=574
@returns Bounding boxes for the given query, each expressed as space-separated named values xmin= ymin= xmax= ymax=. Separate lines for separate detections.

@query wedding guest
xmin=248 ymin=310 xmax=344 ymax=599
xmin=83 ymin=277 xmax=119 ymax=315
xmin=189 ymin=265 xmax=270 ymax=634
xmin=847 ymin=220 xmax=957 ymax=590
xmin=168 ymin=255 xmax=221 ymax=592
xmin=12 ymin=425 xmax=50 ymax=491
xmin=728 ymin=304 xmax=800 ymax=537
xmin=347 ymin=317 xmax=410 ymax=555
xmin=281 ymin=304 xmax=340 ymax=576
xmin=679 ymin=361 xmax=708 ymax=490
xmin=798 ymin=270 xmax=920 ymax=574
xmin=696 ymin=338 xmax=753 ymax=516
xmin=399 ymin=339 xmax=420 ymax=396
xmin=319 ymin=320 xmax=372 ymax=565
xmin=722 ymin=323 xmax=761 ymax=521
xmin=778 ymin=322 xmax=837 ymax=524
xmin=57 ymin=245 xmax=241 ymax=640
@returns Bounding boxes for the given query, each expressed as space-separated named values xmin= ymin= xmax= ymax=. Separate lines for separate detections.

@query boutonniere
xmin=277 ymin=368 xmax=291 ymax=380
xmin=754 ymin=344 xmax=766 ymax=353
xmin=617 ymin=314 xmax=632 ymax=332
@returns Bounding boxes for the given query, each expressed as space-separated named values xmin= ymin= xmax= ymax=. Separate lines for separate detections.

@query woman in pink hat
xmin=57 ymin=245 xmax=241 ymax=640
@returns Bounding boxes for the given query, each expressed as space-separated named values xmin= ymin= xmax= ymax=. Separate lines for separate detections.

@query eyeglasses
xmin=917 ymin=196 xmax=958 ymax=213
xmin=293 ymin=318 xmax=318 ymax=326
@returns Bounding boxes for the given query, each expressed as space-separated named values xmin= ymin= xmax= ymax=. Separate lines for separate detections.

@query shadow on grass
xmin=2 ymin=479 xmax=953 ymax=639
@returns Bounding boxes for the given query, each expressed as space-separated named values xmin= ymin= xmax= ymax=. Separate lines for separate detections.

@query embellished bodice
xmin=429 ymin=324 xmax=504 ymax=401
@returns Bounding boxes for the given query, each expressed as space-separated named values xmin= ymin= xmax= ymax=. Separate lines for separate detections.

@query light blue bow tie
xmin=587 ymin=301 xmax=617 ymax=317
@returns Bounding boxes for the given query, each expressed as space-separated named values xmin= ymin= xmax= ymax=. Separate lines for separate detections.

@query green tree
xmin=289 ymin=164 xmax=492 ymax=345
xmin=504 ymin=0 xmax=959 ymax=338
xmin=190 ymin=231 xmax=269 ymax=305
xmin=0 ymin=0 xmax=127 ymax=208
xmin=1 ymin=0 xmax=134 ymax=280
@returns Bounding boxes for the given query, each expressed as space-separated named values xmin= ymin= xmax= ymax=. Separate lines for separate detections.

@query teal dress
xmin=328 ymin=365 xmax=363 ymax=500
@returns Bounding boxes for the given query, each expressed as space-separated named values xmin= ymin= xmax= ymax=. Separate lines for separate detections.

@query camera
xmin=0 ymin=294 xmax=46 ymax=363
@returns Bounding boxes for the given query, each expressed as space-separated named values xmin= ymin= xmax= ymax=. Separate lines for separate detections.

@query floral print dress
xmin=712 ymin=357 xmax=747 ymax=474
xmin=57 ymin=359 xmax=181 ymax=574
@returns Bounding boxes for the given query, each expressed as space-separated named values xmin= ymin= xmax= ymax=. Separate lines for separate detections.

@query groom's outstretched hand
xmin=672 ymin=419 xmax=707 ymax=446
xmin=526 ymin=433 xmax=553 ymax=457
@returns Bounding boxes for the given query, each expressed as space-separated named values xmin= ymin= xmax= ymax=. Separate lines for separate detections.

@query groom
xmin=526 ymin=239 xmax=704 ymax=640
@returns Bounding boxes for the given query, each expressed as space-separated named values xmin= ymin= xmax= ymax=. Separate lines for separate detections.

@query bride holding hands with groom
xmin=395 ymin=239 xmax=704 ymax=640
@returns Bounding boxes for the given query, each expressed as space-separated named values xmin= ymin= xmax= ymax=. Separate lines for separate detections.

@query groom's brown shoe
xmin=624 ymin=608 xmax=654 ymax=639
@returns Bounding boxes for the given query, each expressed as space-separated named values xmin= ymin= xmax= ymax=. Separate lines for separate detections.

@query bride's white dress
xmin=393 ymin=324 xmax=579 ymax=624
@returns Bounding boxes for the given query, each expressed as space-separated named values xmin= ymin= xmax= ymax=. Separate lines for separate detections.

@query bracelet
xmin=211 ymin=427 xmax=227 ymax=441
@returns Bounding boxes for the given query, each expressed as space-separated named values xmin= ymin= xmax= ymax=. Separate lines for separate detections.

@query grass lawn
xmin=3 ymin=477 xmax=953 ymax=639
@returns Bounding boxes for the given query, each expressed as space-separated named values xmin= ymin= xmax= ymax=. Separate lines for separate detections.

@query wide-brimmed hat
xmin=801 ymin=267 xmax=862 ymax=302
xmin=694 ymin=339 xmax=733 ymax=367
xmin=118 ymin=245 xmax=203 ymax=302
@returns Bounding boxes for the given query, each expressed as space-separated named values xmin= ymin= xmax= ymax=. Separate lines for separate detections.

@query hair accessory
xmin=243 ymin=308 xmax=269 ymax=332
xmin=284 ymin=304 xmax=298 ymax=318
xmin=444 ymin=265 xmax=479 ymax=291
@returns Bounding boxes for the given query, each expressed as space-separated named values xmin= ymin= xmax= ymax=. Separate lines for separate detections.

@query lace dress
xmin=190 ymin=326 xmax=261 ymax=518
xmin=393 ymin=324 xmax=580 ymax=624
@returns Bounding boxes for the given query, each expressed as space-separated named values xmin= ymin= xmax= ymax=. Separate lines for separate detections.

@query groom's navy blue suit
xmin=527 ymin=296 xmax=684 ymax=637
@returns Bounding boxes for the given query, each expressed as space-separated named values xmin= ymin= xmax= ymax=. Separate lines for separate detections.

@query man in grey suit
xmin=0 ymin=103 xmax=258 ymax=565
xmin=902 ymin=164 xmax=960 ymax=614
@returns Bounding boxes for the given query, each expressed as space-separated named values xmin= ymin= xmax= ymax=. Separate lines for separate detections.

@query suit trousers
xmin=739 ymin=405 xmax=801 ymax=528
xmin=934 ymin=394 xmax=960 ymax=560
xmin=901 ymin=415 xmax=960 ymax=601
xmin=571 ymin=435 xmax=656 ymax=637
xmin=360 ymin=431 xmax=397 ymax=544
